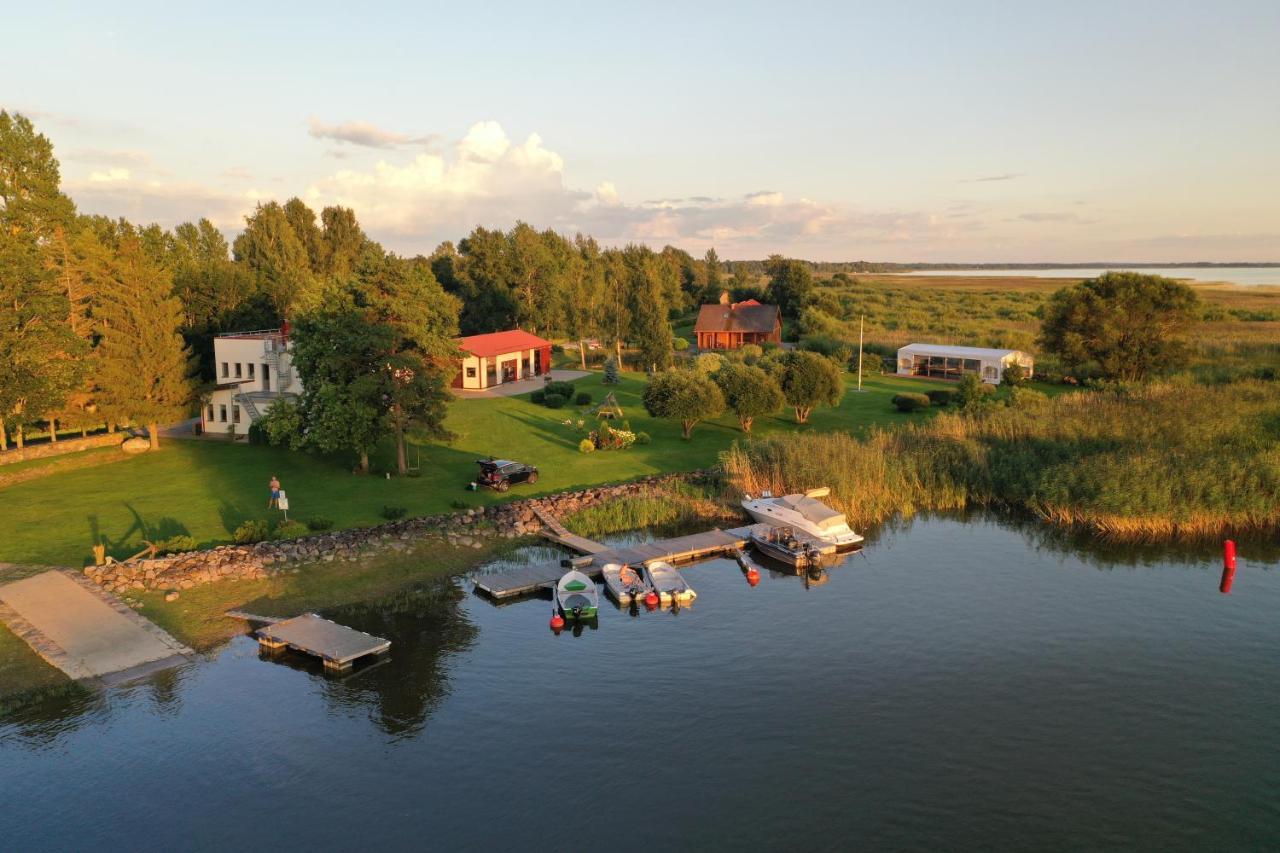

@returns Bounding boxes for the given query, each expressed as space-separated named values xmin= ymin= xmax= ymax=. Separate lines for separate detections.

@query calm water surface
xmin=3 ymin=516 xmax=1279 ymax=851
xmin=904 ymin=267 xmax=1280 ymax=286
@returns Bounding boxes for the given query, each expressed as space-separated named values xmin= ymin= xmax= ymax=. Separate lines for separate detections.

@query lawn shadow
xmin=91 ymin=503 xmax=193 ymax=561
xmin=497 ymin=409 xmax=584 ymax=451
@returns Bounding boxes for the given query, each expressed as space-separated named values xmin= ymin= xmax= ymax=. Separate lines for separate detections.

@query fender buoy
xmin=746 ymin=567 xmax=760 ymax=586
xmin=644 ymin=591 xmax=659 ymax=609
xmin=1220 ymin=540 xmax=1237 ymax=594
xmin=550 ymin=613 xmax=565 ymax=631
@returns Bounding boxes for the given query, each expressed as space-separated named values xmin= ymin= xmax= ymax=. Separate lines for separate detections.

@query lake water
xmin=904 ymin=267 xmax=1280 ymax=286
xmin=3 ymin=516 xmax=1279 ymax=851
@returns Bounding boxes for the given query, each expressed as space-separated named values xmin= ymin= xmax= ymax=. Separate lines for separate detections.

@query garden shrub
xmin=926 ymin=388 xmax=957 ymax=407
xmin=271 ymin=520 xmax=309 ymax=540
xmin=545 ymin=380 xmax=575 ymax=399
xmin=1001 ymin=363 xmax=1028 ymax=386
xmin=892 ymin=393 xmax=931 ymax=413
xmin=247 ymin=421 xmax=267 ymax=445
xmin=694 ymin=352 xmax=723 ymax=374
xmin=958 ymin=373 xmax=997 ymax=409
xmin=635 ymin=431 xmax=651 ymax=445
xmin=157 ymin=535 xmax=197 ymax=554
xmin=530 ymin=389 xmax=546 ymax=404
xmin=575 ymin=391 xmax=593 ymax=406
xmin=578 ymin=438 xmax=596 ymax=454
xmin=673 ymin=337 xmax=690 ymax=351
xmin=544 ymin=392 xmax=566 ymax=409
xmin=381 ymin=505 xmax=407 ymax=520
xmin=305 ymin=517 xmax=334 ymax=531
xmin=233 ymin=520 xmax=269 ymax=544
xmin=739 ymin=343 xmax=763 ymax=362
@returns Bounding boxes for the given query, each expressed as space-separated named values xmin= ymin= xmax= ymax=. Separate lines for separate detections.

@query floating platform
xmin=256 ymin=613 xmax=390 ymax=672
xmin=473 ymin=526 xmax=755 ymax=600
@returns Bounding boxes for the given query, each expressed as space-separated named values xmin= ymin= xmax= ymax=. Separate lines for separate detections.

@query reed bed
xmin=721 ymin=379 xmax=1280 ymax=541
xmin=565 ymin=482 xmax=738 ymax=539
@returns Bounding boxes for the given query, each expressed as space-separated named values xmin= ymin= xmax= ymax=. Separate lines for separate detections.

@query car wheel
xmin=497 ymin=480 xmax=510 ymax=492
xmin=527 ymin=471 xmax=538 ymax=484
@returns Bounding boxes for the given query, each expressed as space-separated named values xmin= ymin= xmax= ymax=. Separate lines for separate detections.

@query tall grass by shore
xmin=565 ymin=482 xmax=737 ymax=539
xmin=721 ymin=379 xmax=1280 ymax=541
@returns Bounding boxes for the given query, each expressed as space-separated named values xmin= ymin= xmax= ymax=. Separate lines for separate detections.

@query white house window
xmin=235 ymin=363 xmax=242 ymax=378
xmin=221 ymin=362 xmax=229 ymax=378
xmin=248 ymin=363 xmax=255 ymax=379
xmin=232 ymin=405 xmax=241 ymax=424
xmin=219 ymin=404 xmax=227 ymax=422
xmin=466 ymin=366 xmax=477 ymax=378
xmin=207 ymin=405 xmax=214 ymax=422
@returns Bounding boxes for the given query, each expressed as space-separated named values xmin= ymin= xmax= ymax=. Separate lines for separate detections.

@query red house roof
xmin=694 ymin=302 xmax=780 ymax=335
xmin=456 ymin=329 xmax=552 ymax=359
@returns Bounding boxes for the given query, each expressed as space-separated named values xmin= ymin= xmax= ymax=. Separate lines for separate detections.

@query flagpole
xmin=857 ymin=314 xmax=864 ymax=392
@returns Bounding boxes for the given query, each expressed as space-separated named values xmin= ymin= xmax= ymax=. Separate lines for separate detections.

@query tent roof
xmin=897 ymin=343 xmax=1029 ymax=359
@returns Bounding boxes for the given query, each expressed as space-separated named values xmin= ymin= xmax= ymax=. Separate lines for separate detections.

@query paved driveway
xmin=453 ymin=369 xmax=591 ymax=399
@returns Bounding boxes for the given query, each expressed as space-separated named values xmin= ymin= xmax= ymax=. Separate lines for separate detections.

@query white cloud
xmin=88 ymin=167 xmax=130 ymax=183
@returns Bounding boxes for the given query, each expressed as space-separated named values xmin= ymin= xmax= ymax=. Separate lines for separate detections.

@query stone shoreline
xmin=83 ymin=472 xmax=713 ymax=596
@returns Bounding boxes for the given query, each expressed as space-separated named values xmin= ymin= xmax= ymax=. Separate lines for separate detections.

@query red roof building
xmin=693 ymin=292 xmax=782 ymax=350
xmin=454 ymin=330 xmax=553 ymax=390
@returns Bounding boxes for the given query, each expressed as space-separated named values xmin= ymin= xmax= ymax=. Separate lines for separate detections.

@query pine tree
xmin=95 ymin=237 xmax=194 ymax=449
xmin=603 ymin=357 xmax=620 ymax=385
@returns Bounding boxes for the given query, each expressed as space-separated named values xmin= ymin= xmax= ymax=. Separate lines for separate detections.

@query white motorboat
xmin=741 ymin=487 xmax=864 ymax=550
xmin=642 ymin=561 xmax=696 ymax=605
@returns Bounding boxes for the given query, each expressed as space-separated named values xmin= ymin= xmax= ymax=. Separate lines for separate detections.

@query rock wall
xmin=0 ymin=432 xmax=122 ymax=466
xmin=84 ymin=472 xmax=715 ymax=596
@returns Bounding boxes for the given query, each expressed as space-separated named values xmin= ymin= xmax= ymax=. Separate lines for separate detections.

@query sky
xmin=3 ymin=0 xmax=1279 ymax=262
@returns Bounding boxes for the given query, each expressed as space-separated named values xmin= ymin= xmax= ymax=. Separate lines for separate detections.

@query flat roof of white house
xmin=897 ymin=343 xmax=1029 ymax=359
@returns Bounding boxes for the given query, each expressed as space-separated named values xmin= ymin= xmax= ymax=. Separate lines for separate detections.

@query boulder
xmin=121 ymin=436 xmax=151 ymax=454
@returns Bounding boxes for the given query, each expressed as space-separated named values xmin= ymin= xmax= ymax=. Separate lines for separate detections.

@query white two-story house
xmin=202 ymin=328 xmax=300 ymax=437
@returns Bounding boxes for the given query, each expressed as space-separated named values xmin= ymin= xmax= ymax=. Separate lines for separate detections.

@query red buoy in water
xmin=746 ymin=567 xmax=760 ymax=586
xmin=550 ymin=612 xmax=565 ymax=631
xmin=644 ymin=591 xmax=659 ymax=609
xmin=1220 ymin=540 xmax=1237 ymax=594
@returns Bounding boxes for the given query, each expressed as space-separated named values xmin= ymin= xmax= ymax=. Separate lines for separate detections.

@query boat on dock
xmin=601 ymin=562 xmax=653 ymax=605
xmin=643 ymin=561 xmax=696 ymax=605
xmin=741 ymin=487 xmax=864 ymax=550
xmin=749 ymin=525 xmax=832 ymax=570
xmin=554 ymin=570 xmax=599 ymax=620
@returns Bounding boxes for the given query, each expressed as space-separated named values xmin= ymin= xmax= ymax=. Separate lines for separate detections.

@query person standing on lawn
xmin=269 ymin=475 xmax=281 ymax=508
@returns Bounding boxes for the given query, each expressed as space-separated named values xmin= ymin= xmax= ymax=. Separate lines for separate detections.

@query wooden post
xmin=49 ymin=418 xmax=58 ymax=443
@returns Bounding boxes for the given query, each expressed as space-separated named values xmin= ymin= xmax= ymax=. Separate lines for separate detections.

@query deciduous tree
xmin=642 ymin=369 xmax=724 ymax=439
xmin=715 ymin=363 xmax=784 ymax=432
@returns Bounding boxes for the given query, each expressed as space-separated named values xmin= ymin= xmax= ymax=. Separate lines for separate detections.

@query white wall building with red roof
xmin=453 ymin=330 xmax=553 ymax=390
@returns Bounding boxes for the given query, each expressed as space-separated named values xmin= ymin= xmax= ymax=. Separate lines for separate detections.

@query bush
xmin=530 ymin=389 xmax=546 ymax=404
xmin=1008 ymin=386 xmax=1049 ymax=410
xmin=578 ymin=438 xmax=596 ymax=454
xmin=1001 ymin=362 xmax=1028 ymax=387
xmin=575 ymin=391 xmax=593 ymax=406
xmin=544 ymin=392 xmax=566 ymax=409
xmin=381 ymin=505 xmax=407 ymax=520
xmin=892 ymin=393 xmax=931 ymax=413
xmin=156 ymin=535 xmax=198 ymax=554
xmin=694 ymin=352 xmax=723 ymax=374
xmin=739 ymin=343 xmax=763 ymax=362
xmin=602 ymin=357 xmax=620 ymax=385
xmin=926 ymin=388 xmax=957 ymax=407
xmin=305 ymin=517 xmax=334 ymax=531
xmin=545 ymin=380 xmax=575 ymax=399
xmin=233 ymin=520 xmax=269 ymax=544
xmin=673 ymin=337 xmax=690 ymax=351
xmin=958 ymin=373 xmax=997 ymax=409
xmin=246 ymin=421 xmax=267 ymax=445
xmin=271 ymin=520 xmax=310 ymax=540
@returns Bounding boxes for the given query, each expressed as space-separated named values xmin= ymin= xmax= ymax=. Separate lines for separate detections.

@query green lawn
xmin=0 ymin=370 xmax=951 ymax=566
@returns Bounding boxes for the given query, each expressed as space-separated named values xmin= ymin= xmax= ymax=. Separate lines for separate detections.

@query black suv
xmin=474 ymin=459 xmax=539 ymax=492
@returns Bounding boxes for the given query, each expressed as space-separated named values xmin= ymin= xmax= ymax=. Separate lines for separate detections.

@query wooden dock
xmin=473 ymin=526 xmax=755 ymax=600
xmin=255 ymin=613 xmax=390 ymax=672
xmin=531 ymin=505 xmax=610 ymax=554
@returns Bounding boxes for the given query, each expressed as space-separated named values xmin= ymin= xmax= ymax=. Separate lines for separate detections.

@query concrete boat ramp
xmin=472 ymin=525 xmax=757 ymax=599
xmin=0 ymin=569 xmax=192 ymax=685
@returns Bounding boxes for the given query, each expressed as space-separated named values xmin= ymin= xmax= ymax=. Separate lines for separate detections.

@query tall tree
xmin=704 ymin=247 xmax=722 ymax=302
xmin=233 ymin=201 xmax=316 ymax=317
xmin=283 ymin=197 xmax=325 ymax=273
xmin=764 ymin=255 xmax=814 ymax=321
xmin=714 ymin=363 xmax=784 ymax=432
xmin=319 ymin=205 xmax=367 ymax=279
xmin=0 ymin=111 xmax=82 ymax=449
xmin=642 ymin=369 xmax=724 ymax=439
xmin=1039 ymin=272 xmax=1200 ymax=381
xmin=623 ymin=245 xmax=673 ymax=371
xmin=766 ymin=350 xmax=844 ymax=423
xmin=453 ymin=226 xmax=517 ymax=333
xmin=95 ymin=237 xmax=194 ymax=448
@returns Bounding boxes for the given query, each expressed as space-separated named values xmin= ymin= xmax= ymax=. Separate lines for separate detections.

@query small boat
xmin=601 ymin=562 xmax=653 ymax=605
xmin=643 ymin=561 xmax=696 ymax=605
xmin=749 ymin=525 xmax=830 ymax=570
xmin=554 ymin=570 xmax=599 ymax=620
xmin=741 ymin=487 xmax=864 ymax=550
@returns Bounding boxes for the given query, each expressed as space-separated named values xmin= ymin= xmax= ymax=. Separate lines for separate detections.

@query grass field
xmin=0 ymin=369 xmax=953 ymax=567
